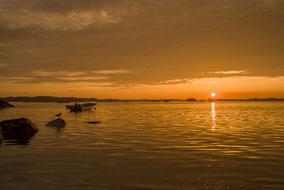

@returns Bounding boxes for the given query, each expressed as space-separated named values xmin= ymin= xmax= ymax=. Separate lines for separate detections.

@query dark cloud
xmin=0 ymin=0 xmax=283 ymax=85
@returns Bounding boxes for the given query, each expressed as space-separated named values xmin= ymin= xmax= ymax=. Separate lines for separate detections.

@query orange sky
xmin=0 ymin=0 xmax=284 ymax=99
xmin=1 ymin=76 xmax=284 ymax=99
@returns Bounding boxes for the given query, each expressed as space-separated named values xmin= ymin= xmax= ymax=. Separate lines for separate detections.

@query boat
xmin=80 ymin=103 xmax=96 ymax=111
xmin=66 ymin=103 xmax=96 ymax=112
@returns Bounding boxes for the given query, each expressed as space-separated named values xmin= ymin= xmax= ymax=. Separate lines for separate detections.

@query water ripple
xmin=0 ymin=102 xmax=284 ymax=189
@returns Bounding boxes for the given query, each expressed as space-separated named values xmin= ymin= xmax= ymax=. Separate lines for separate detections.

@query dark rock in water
xmin=85 ymin=121 xmax=101 ymax=124
xmin=0 ymin=127 xmax=2 ymax=144
xmin=0 ymin=118 xmax=38 ymax=140
xmin=0 ymin=99 xmax=14 ymax=109
xmin=54 ymin=112 xmax=62 ymax=117
xmin=46 ymin=118 xmax=66 ymax=128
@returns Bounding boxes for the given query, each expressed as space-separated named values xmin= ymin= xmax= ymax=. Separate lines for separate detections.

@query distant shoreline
xmin=1 ymin=96 xmax=284 ymax=103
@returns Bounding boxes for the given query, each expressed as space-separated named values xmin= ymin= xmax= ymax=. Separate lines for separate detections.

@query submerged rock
xmin=85 ymin=121 xmax=101 ymax=124
xmin=46 ymin=118 xmax=66 ymax=128
xmin=0 ymin=118 xmax=38 ymax=139
xmin=0 ymin=99 xmax=14 ymax=109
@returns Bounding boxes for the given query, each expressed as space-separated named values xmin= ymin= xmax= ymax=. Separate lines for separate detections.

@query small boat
xmin=80 ymin=103 xmax=96 ymax=111
xmin=66 ymin=103 xmax=96 ymax=112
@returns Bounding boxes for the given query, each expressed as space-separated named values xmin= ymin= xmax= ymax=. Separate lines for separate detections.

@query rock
xmin=0 ymin=99 xmax=14 ymax=109
xmin=0 ymin=118 xmax=38 ymax=139
xmin=46 ymin=118 xmax=66 ymax=128
xmin=85 ymin=121 xmax=101 ymax=124
xmin=0 ymin=127 xmax=2 ymax=143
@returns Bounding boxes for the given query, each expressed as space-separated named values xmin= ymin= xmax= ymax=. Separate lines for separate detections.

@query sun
xmin=211 ymin=92 xmax=216 ymax=97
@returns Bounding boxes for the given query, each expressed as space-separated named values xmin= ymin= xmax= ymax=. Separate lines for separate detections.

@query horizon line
xmin=2 ymin=96 xmax=284 ymax=102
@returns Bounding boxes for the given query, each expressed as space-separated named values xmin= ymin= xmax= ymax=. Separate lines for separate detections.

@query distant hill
xmin=2 ymin=96 xmax=97 ymax=103
xmin=216 ymin=98 xmax=284 ymax=102
xmin=1 ymin=96 xmax=284 ymax=103
xmin=2 ymin=96 xmax=185 ymax=103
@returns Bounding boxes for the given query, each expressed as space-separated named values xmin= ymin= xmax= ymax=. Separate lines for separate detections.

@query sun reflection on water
xmin=211 ymin=102 xmax=216 ymax=129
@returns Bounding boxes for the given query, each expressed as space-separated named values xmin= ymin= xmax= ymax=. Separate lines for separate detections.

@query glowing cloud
xmin=0 ymin=9 xmax=123 ymax=31
xmin=91 ymin=70 xmax=130 ymax=74
xmin=210 ymin=71 xmax=249 ymax=75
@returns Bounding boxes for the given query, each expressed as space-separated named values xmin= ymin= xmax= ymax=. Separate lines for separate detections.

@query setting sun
xmin=211 ymin=92 xmax=216 ymax=97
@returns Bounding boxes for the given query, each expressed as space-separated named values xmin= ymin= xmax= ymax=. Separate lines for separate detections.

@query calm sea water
xmin=0 ymin=102 xmax=283 ymax=190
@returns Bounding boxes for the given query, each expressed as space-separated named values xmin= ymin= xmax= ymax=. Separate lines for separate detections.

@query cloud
xmin=0 ymin=69 xmax=131 ymax=84
xmin=0 ymin=9 xmax=121 ymax=31
xmin=156 ymin=78 xmax=191 ymax=85
xmin=91 ymin=69 xmax=130 ymax=74
xmin=29 ymin=70 xmax=110 ymax=83
xmin=0 ymin=0 xmax=131 ymax=31
xmin=209 ymin=70 xmax=249 ymax=75
xmin=32 ymin=71 xmax=87 ymax=77
xmin=0 ymin=0 xmax=283 ymax=90
xmin=58 ymin=76 xmax=108 ymax=81
xmin=0 ymin=76 xmax=35 ymax=83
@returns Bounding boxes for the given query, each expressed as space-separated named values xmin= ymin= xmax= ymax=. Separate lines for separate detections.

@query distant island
xmin=1 ymin=96 xmax=284 ymax=103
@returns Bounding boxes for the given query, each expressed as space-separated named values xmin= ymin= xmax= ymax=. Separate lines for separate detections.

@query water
xmin=0 ymin=102 xmax=284 ymax=190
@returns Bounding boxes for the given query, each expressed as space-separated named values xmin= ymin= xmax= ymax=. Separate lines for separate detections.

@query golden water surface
xmin=0 ymin=102 xmax=283 ymax=190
